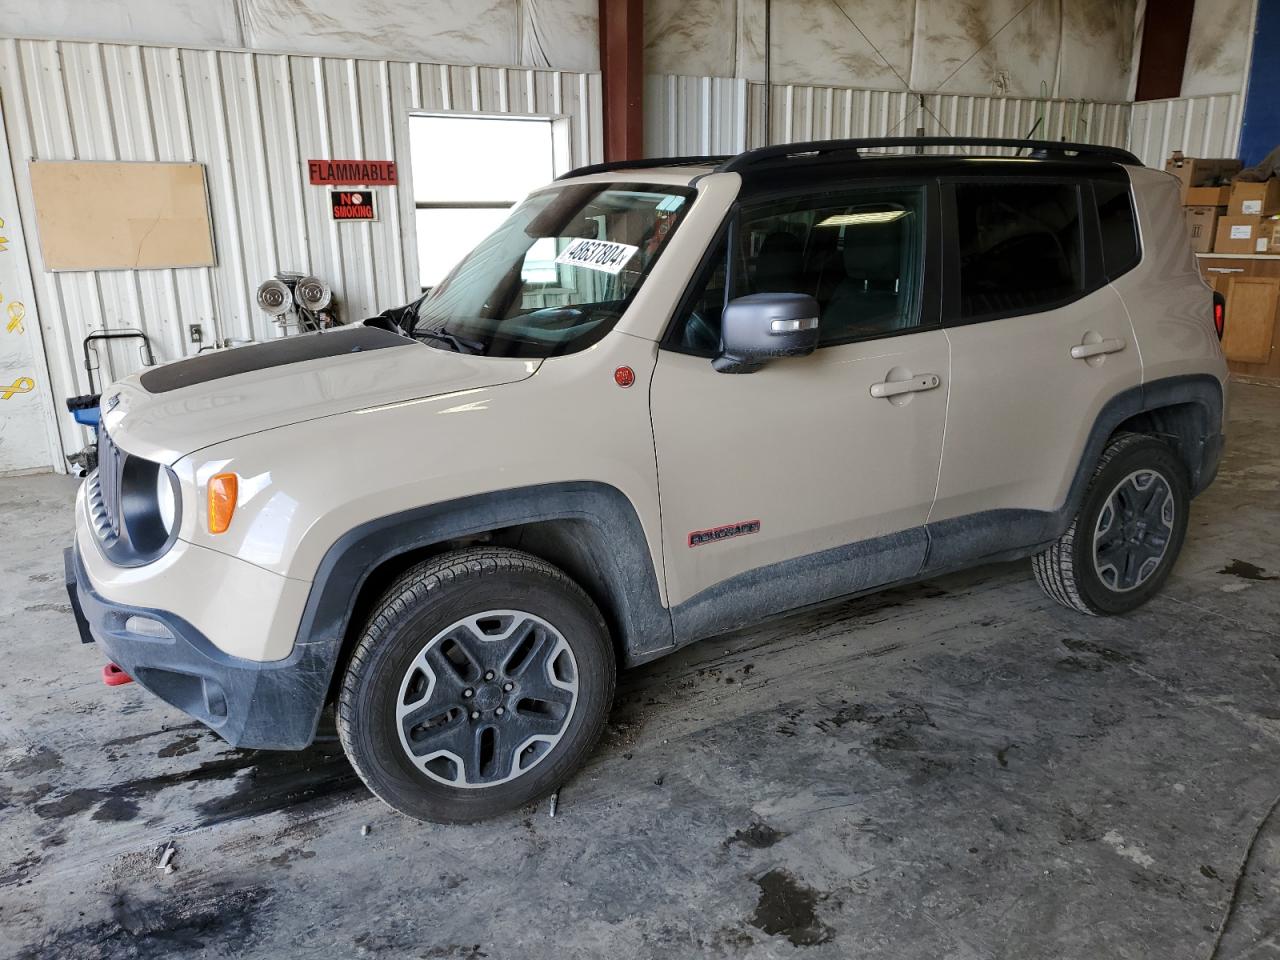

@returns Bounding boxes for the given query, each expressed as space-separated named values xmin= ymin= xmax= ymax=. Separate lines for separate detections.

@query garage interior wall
xmin=644 ymin=0 xmax=1144 ymax=98
xmin=644 ymin=78 xmax=1242 ymax=169
xmin=645 ymin=77 xmax=1137 ymax=157
xmin=0 ymin=37 xmax=601 ymax=466
xmin=644 ymin=0 xmax=1252 ymax=166
xmin=0 ymin=0 xmax=602 ymax=72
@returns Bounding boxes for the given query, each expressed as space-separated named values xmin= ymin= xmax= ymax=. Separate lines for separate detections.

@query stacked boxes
xmin=1166 ymin=153 xmax=1242 ymax=201
xmin=1167 ymin=153 xmax=1280 ymax=255
xmin=1214 ymin=181 xmax=1280 ymax=254
xmin=1167 ymin=153 xmax=1242 ymax=254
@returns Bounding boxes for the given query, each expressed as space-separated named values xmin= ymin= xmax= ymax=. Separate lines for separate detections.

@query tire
xmin=1032 ymin=433 xmax=1190 ymax=616
xmin=337 ymin=547 xmax=615 ymax=823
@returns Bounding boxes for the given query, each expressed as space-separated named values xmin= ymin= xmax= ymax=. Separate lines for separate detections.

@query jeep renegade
xmin=66 ymin=137 xmax=1227 ymax=822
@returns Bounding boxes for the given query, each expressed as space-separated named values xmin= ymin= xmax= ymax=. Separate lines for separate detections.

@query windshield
xmin=412 ymin=181 xmax=695 ymax=357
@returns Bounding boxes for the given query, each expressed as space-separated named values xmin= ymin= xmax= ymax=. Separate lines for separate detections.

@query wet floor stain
xmin=102 ymin=722 xmax=205 ymax=749
xmin=267 ymin=846 xmax=318 ymax=868
xmin=156 ymin=734 xmax=203 ymax=759
xmin=193 ymin=742 xmax=363 ymax=826
xmin=23 ymin=601 xmax=72 ymax=615
xmin=30 ymin=741 xmax=363 ymax=828
xmin=2 ymin=745 xmax=63 ymax=778
xmin=15 ymin=882 xmax=272 ymax=960
xmin=90 ymin=795 xmax=140 ymax=823
xmin=0 ymin=783 xmax=55 ymax=815
xmin=726 ymin=821 xmax=787 ymax=849
xmin=749 ymin=869 xmax=833 ymax=947
xmin=1220 ymin=559 xmax=1278 ymax=581
xmin=813 ymin=703 xmax=879 ymax=732
xmin=0 ymin=851 xmax=41 ymax=888
xmin=1060 ymin=637 xmax=1140 ymax=664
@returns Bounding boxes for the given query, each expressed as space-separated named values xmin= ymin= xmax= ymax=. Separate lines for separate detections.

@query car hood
xmin=99 ymin=326 xmax=540 ymax=464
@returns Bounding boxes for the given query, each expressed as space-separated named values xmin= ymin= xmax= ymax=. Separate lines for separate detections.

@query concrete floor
xmin=3 ymin=382 xmax=1280 ymax=959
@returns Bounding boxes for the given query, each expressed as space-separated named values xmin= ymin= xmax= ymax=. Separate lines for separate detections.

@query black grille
xmin=88 ymin=425 xmax=123 ymax=546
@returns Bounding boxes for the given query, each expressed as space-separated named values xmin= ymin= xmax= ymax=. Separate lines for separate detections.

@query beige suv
xmin=66 ymin=138 xmax=1228 ymax=822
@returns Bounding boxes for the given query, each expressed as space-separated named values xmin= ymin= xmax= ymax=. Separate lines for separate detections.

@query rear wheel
xmin=1033 ymin=433 xmax=1189 ymax=615
xmin=337 ymin=548 xmax=615 ymax=823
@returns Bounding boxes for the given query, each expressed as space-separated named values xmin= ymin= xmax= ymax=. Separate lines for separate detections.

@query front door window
xmin=671 ymin=186 xmax=926 ymax=352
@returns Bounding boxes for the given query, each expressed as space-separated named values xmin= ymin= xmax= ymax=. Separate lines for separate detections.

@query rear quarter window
xmin=1093 ymin=178 xmax=1141 ymax=279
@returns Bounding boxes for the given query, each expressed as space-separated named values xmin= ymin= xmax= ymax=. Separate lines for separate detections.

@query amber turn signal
xmin=207 ymin=473 xmax=238 ymax=534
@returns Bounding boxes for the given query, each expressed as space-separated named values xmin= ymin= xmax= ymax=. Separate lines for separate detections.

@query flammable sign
xmin=329 ymin=189 xmax=378 ymax=222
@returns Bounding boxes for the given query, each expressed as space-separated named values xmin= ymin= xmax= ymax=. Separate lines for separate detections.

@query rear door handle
xmin=870 ymin=373 xmax=941 ymax=399
xmin=1070 ymin=338 xmax=1125 ymax=360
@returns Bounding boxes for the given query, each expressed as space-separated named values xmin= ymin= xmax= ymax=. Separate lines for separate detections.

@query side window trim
xmin=660 ymin=178 xmax=942 ymax=356
xmin=939 ymin=176 xmax=1100 ymax=328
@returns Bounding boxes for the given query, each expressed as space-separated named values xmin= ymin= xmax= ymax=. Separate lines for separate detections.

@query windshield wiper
xmin=412 ymin=325 xmax=486 ymax=354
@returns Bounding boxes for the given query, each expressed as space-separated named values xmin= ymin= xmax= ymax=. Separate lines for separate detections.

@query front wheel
xmin=1033 ymin=433 xmax=1190 ymax=616
xmin=337 ymin=548 xmax=615 ymax=823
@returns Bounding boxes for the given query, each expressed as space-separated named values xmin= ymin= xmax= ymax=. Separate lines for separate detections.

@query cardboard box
xmin=1262 ymin=217 xmax=1280 ymax=253
xmin=1165 ymin=152 xmax=1242 ymax=202
xmin=1214 ymin=214 xmax=1268 ymax=254
xmin=1185 ymin=185 xmax=1231 ymax=207
xmin=1229 ymin=179 xmax=1280 ymax=216
xmin=1186 ymin=205 xmax=1221 ymax=253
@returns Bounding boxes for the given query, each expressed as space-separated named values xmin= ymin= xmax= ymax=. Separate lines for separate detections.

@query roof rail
xmin=556 ymin=155 xmax=730 ymax=181
xmin=715 ymin=137 xmax=1142 ymax=172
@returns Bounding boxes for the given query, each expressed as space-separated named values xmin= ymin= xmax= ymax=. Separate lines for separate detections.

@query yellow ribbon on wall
xmin=1 ymin=376 xmax=34 ymax=400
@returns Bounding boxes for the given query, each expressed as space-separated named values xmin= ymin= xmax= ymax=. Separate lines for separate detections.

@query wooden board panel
xmin=1222 ymin=276 xmax=1280 ymax=365
xmin=28 ymin=161 xmax=215 ymax=271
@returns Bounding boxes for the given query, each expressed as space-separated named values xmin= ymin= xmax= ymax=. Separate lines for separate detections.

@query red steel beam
xmin=1133 ymin=0 xmax=1195 ymax=102
xmin=599 ymin=0 xmax=644 ymax=161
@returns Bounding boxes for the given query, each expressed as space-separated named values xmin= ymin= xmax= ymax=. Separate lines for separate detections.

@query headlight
xmin=117 ymin=456 xmax=181 ymax=559
xmin=156 ymin=466 xmax=176 ymax=533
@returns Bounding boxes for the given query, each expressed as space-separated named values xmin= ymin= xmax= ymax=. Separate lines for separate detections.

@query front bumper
xmin=65 ymin=544 xmax=333 ymax=750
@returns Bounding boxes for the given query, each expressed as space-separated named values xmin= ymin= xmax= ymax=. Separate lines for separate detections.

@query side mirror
xmin=713 ymin=293 xmax=821 ymax=374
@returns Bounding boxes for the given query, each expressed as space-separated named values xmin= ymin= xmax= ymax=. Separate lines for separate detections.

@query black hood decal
xmin=139 ymin=327 xmax=412 ymax=394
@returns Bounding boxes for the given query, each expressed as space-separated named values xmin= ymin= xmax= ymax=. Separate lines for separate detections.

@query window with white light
xmin=410 ymin=115 xmax=556 ymax=290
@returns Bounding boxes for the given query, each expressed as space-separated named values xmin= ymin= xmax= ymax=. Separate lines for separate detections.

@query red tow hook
xmin=102 ymin=662 xmax=134 ymax=686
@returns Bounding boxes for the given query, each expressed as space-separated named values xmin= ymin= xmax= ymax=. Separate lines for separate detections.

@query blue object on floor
xmin=66 ymin=394 xmax=102 ymax=435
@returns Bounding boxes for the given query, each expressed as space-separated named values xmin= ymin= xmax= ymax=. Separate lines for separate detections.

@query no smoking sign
xmin=330 ymin=189 xmax=378 ymax=221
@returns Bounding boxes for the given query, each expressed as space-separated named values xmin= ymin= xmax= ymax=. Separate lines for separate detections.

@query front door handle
xmin=870 ymin=373 xmax=941 ymax=399
xmin=1070 ymin=337 xmax=1125 ymax=360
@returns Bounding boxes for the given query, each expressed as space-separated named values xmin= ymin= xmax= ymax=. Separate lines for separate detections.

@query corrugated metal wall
xmin=644 ymin=75 xmax=750 ymax=156
xmin=645 ymin=76 xmax=1134 ymax=157
xmin=0 ymin=38 xmax=601 ymax=462
xmin=1127 ymin=93 xmax=1243 ymax=168
xmin=752 ymin=84 xmax=1133 ymax=152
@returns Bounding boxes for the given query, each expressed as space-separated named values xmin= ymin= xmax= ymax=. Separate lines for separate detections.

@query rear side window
xmin=954 ymin=182 xmax=1083 ymax=321
xmin=1093 ymin=178 xmax=1141 ymax=278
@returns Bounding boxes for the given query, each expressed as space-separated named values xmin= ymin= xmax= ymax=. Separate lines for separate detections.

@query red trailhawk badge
xmin=688 ymin=520 xmax=761 ymax=547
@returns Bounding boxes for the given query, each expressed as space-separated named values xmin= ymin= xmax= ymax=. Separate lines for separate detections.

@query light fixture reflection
xmin=816 ymin=209 xmax=909 ymax=228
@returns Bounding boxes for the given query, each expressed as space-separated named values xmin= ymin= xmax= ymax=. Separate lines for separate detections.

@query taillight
xmin=1212 ymin=291 xmax=1226 ymax=340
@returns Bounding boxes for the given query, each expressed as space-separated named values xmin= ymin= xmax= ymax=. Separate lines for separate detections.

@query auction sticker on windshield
xmin=554 ymin=238 xmax=638 ymax=275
